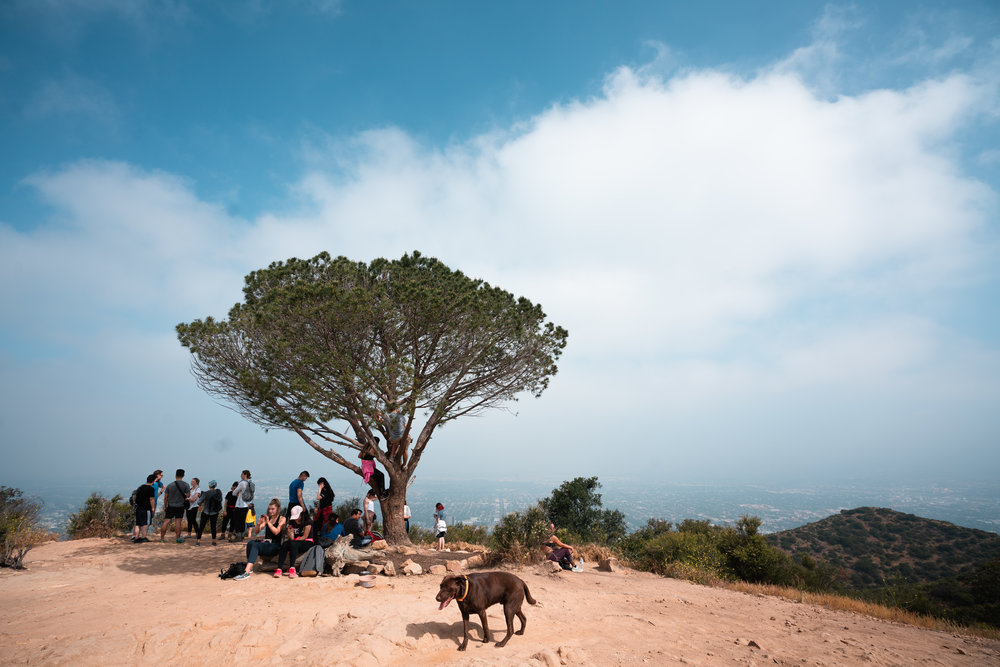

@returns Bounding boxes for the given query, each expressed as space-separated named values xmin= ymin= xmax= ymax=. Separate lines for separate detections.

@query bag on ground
xmin=219 ymin=562 xmax=246 ymax=580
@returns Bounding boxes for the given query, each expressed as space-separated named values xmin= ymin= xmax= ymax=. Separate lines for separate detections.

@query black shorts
xmin=436 ymin=531 xmax=446 ymax=539
xmin=135 ymin=508 xmax=151 ymax=527
xmin=164 ymin=506 xmax=185 ymax=519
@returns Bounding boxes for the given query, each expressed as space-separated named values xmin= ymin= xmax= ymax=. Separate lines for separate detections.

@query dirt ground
xmin=1 ymin=537 xmax=998 ymax=666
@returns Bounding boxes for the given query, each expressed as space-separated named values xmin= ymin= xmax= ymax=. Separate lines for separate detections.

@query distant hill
xmin=765 ymin=506 xmax=1000 ymax=589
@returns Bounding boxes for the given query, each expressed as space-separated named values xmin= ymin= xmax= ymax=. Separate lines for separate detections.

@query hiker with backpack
xmin=229 ymin=469 xmax=254 ymax=542
xmin=195 ymin=480 xmax=224 ymax=546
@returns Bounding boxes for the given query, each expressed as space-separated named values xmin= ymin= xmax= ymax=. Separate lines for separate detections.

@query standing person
xmin=312 ymin=477 xmax=335 ymax=537
xmin=196 ymin=480 xmax=223 ymax=546
xmin=185 ymin=478 xmax=201 ymax=538
xmin=219 ymin=482 xmax=238 ymax=537
xmin=433 ymin=503 xmax=447 ymax=550
xmin=434 ymin=513 xmax=447 ymax=551
xmin=403 ymin=503 xmax=411 ymax=534
xmin=234 ymin=498 xmax=286 ymax=581
xmin=364 ymin=489 xmax=378 ymax=533
xmin=131 ymin=474 xmax=156 ymax=543
xmin=287 ymin=470 xmax=310 ymax=518
xmin=229 ymin=470 xmax=253 ymax=542
xmin=159 ymin=469 xmax=190 ymax=543
xmin=343 ymin=508 xmax=371 ymax=548
xmin=244 ymin=503 xmax=256 ymax=539
xmin=274 ymin=505 xmax=313 ymax=578
xmin=357 ymin=437 xmax=389 ymax=499
xmin=149 ymin=470 xmax=164 ymax=529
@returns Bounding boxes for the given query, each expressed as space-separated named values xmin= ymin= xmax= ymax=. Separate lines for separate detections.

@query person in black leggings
xmin=234 ymin=499 xmax=286 ymax=581
xmin=274 ymin=505 xmax=313 ymax=578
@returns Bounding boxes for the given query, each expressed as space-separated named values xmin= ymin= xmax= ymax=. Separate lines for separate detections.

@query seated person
xmin=274 ymin=505 xmax=313 ymax=578
xmin=234 ymin=498 xmax=286 ymax=581
xmin=343 ymin=508 xmax=371 ymax=548
xmin=319 ymin=513 xmax=344 ymax=542
xmin=544 ymin=522 xmax=582 ymax=571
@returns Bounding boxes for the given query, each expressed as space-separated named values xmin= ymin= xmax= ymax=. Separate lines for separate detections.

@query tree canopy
xmin=176 ymin=251 xmax=568 ymax=542
xmin=542 ymin=476 xmax=627 ymax=544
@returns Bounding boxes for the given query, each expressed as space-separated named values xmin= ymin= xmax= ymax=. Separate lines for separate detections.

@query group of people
xmin=129 ymin=466 xmax=453 ymax=578
xmin=130 ymin=468 xmax=255 ymax=545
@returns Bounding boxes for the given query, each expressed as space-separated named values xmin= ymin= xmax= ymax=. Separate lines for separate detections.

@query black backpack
xmin=205 ymin=489 xmax=223 ymax=514
xmin=129 ymin=487 xmax=139 ymax=508
xmin=219 ymin=562 xmax=246 ymax=580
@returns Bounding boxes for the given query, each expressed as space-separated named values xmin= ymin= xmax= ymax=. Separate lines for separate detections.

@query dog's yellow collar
xmin=456 ymin=575 xmax=469 ymax=602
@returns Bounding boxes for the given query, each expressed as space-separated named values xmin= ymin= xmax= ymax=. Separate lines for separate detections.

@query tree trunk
xmin=379 ymin=465 xmax=411 ymax=544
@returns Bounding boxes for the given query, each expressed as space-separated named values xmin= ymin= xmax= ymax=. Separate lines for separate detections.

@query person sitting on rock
xmin=544 ymin=523 xmax=583 ymax=571
xmin=344 ymin=508 xmax=371 ymax=548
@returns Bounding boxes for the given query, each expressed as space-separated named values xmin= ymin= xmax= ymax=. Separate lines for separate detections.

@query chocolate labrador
xmin=436 ymin=572 xmax=538 ymax=650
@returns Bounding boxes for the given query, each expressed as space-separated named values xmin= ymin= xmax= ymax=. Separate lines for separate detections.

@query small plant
xmin=66 ymin=493 xmax=132 ymax=539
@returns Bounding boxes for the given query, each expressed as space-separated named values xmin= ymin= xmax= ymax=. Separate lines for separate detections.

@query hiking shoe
xmin=175 ymin=538 xmax=185 ymax=543
xmin=233 ymin=571 xmax=251 ymax=581
xmin=288 ymin=568 xmax=297 ymax=579
xmin=273 ymin=569 xmax=282 ymax=578
xmin=211 ymin=541 xmax=217 ymax=546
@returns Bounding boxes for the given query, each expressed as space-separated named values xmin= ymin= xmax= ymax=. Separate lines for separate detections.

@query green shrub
xmin=67 ymin=493 xmax=132 ymax=539
xmin=0 ymin=486 xmax=46 ymax=568
xmin=489 ymin=503 xmax=549 ymax=565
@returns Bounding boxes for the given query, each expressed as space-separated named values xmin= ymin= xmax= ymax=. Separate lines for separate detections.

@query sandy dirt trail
xmin=1 ymin=538 xmax=997 ymax=666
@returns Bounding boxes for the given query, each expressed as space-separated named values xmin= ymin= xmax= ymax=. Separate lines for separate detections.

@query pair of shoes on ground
xmin=272 ymin=568 xmax=297 ymax=578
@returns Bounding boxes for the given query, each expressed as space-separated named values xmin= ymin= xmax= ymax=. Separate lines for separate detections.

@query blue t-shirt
xmin=320 ymin=523 xmax=345 ymax=541
xmin=152 ymin=480 xmax=163 ymax=505
xmin=289 ymin=478 xmax=305 ymax=506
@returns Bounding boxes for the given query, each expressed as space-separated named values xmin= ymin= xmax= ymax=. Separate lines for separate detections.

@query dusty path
xmin=1 ymin=538 xmax=997 ymax=666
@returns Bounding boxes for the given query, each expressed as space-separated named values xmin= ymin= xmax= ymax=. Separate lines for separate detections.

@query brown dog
xmin=436 ymin=572 xmax=538 ymax=650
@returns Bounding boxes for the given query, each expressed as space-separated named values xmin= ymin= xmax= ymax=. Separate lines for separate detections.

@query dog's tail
xmin=523 ymin=581 xmax=538 ymax=606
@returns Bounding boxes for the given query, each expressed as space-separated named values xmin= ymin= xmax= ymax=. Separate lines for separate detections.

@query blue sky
xmin=1 ymin=1 xmax=999 ymax=494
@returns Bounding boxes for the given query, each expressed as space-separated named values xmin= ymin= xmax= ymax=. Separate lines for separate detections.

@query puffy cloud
xmin=2 ymin=33 xmax=998 ymax=482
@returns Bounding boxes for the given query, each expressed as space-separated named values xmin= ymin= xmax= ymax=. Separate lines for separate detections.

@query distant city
xmin=25 ymin=476 xmax=1000 ymax=538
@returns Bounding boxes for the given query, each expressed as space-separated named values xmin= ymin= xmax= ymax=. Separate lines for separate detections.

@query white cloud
xmin=2 ymin=30 xmax=999 ymax=483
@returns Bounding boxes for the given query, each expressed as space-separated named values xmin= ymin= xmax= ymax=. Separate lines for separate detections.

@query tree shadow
xmin=65 ymin=537 xmax=251 ymax=576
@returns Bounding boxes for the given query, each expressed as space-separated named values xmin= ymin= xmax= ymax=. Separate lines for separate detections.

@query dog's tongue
xmin=438 ymin=596 xmax=453 ymax=611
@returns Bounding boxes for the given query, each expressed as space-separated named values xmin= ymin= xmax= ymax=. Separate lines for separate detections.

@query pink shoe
xmin=273 ymin=569 xmax=282 ymax=578
xmin=288 ymin=567 xmax=297 ymax=579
